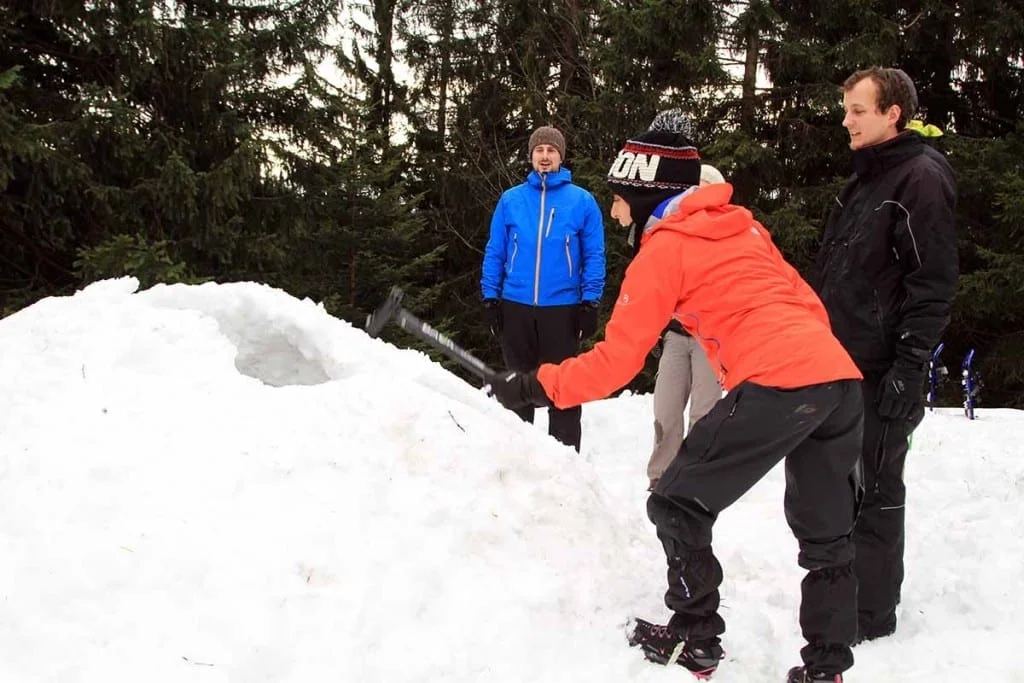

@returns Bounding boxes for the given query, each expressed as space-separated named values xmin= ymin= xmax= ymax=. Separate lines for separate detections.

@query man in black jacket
xmin=815 ymin=67 xmax=958 ymax=644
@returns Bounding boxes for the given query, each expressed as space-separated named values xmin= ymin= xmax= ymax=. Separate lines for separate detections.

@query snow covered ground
xmin=1 ymin=279 xmax=1021 ymax=682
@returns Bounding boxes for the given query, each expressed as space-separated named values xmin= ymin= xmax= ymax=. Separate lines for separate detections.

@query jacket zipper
xmin=545 ymin=207 xmax=555 ymax=238
xmin=533 ymin=175 xmax=547 ymax=305
xmin=874 ymin=422 xmax=890 ymax=493
xmin=564 ymin=234 xmax=573 ymax=277
xmin=508 ymin=233 xmax=518 ymax=273
xmin=872 ymin=289 xmax=885 ymax=341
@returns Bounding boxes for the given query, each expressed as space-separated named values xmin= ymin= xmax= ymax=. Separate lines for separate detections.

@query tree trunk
xmin=741 ymin=8 xmax=759 ymax=136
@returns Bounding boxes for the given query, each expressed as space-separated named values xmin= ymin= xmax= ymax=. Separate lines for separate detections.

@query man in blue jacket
xmin=481 ymin=125 xmax=606 ymax=451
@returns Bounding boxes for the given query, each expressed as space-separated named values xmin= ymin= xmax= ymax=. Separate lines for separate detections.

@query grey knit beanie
xmin=528 ymin=126 xmax=566 ymax=159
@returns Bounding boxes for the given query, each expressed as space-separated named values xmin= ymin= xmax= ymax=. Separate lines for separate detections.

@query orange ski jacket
xmin=536 ymin=184 xmax=862 ymax=409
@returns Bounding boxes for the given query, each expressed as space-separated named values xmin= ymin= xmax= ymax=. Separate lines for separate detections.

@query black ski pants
xmin=647 ymin=379 xmax=864 ymax=676
xmin=498 ymin=300 xmax=582 ymax=451
xmin=853 ymin=374 xmax=924 ymax=640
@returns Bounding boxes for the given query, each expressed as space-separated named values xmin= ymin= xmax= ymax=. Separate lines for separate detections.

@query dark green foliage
xmin=2 ymin=0 xmax=1022 ymax=406
xmin=753 ymin=0 xmax=1024 ymax=407
xmin=0 ymin=0 xmax=440 ymax=325
xmin=940 ymin=130 xmax=1024 ymax=406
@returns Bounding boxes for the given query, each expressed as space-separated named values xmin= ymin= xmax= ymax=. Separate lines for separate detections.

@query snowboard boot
xmin=629 ymin=618 xmax=724 ymax=679
xmin=786 ymin=666 xmax=843 ymax=682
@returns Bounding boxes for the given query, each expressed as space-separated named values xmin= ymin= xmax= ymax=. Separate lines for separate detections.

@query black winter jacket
xmin=815 ymin=132 xmax=958 ymax=376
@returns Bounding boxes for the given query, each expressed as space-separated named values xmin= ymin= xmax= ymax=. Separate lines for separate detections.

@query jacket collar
xmin=638 ymin=183 xmax=742 ymax=246
xmin=658 ymin=183 xmax=734 ymax=222
xmin=851 ymin=131 xmax=923 ymax=179
xmin=526 ymin=166 xmax=572 ymax=188
xmin=649 ymin=185 xmax=701 ymax=226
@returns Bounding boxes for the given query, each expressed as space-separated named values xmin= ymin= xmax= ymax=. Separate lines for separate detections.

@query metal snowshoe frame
xmin=962 ymin=348 xmax=980 ymax=420
xmin=927 ymin=342 xmax=947 ymax=411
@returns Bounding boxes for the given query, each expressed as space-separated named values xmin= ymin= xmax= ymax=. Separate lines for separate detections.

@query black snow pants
xmin=853 ymin=374 xmax=924 ymax=640
xmin=648 ymin=379 xmax=864 ymax=676
xmin=499 ymin=300 xmax=582 ymax=451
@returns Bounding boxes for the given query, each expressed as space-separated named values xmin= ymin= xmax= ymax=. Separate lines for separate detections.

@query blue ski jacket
xmin=481 ymin=167 xmax=605 ymax=307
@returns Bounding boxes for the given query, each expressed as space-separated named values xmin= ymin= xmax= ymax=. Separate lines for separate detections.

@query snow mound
xmin=0 ymin=279 xmax=650 ymax=683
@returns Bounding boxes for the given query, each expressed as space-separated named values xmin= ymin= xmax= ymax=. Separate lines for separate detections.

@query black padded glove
xmin=483 ymin=298 xmax=501 ymax=337
xmin=877 ymin=350 xmax=929 ymax=420
xmin=578 ymin=300 xmax=600 ymax=339
xmin=489 ymin=370 xmax=551 ymax=410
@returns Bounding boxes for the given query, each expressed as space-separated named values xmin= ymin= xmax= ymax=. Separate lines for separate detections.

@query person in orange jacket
xmin=490 ymin=110 xmax=865 ymax=683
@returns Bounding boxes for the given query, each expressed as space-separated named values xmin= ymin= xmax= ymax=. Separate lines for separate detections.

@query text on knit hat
xmin=607 ymin=109 xmax=701 ymax=191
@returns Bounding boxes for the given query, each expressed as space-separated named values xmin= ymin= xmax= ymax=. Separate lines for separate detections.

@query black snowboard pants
xmin=854 ymin=374 xmax=924 ymax=640
xmin=647 ymin=379 xmax=864 ymax=676
xmin=498 ymin=300 xmax=582 ymax=451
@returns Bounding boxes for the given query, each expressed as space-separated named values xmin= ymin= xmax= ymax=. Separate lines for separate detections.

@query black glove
xmin=489 ymin=370 xmax=551 ymax=410
xmin=876 ymin=350 xmax=929 ymax=420
xmin=483 ymin=298 xmax=501 ymax=337
xmin=577 ymin=300 xmax=600 ymax=339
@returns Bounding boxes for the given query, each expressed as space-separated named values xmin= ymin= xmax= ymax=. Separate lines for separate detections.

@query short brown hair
xmin=842 ymin=67 xmax=918 ymax=131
